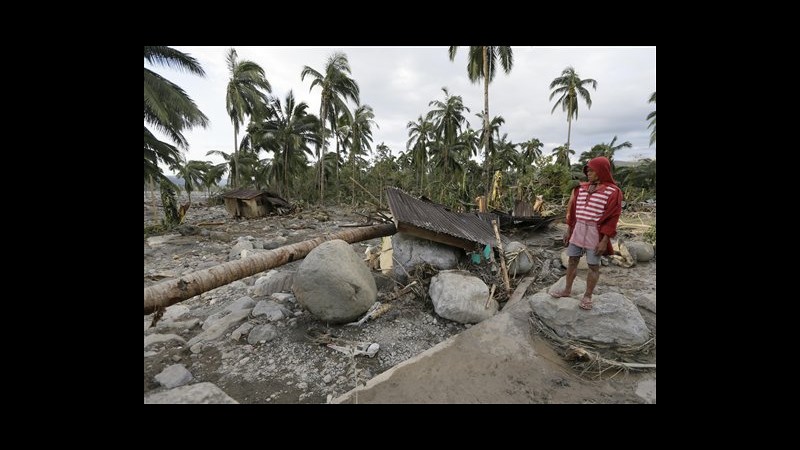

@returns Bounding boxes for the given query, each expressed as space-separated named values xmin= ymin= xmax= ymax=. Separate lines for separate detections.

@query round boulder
xmin=292 ymin=240 xmax=376 ymax=323
xmin=505 ymin=241 xmax=534 ymax=276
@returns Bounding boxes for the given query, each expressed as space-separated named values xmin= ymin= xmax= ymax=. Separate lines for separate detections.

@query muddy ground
xmin=144 ymin=194 xmax=656 ymax=403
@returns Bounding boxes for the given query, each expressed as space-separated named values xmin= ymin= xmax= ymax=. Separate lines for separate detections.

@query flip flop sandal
xmin=579 ymin=297 xmax=593 ymax=310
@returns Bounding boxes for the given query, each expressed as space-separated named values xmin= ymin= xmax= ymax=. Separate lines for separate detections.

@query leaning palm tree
xmin=225 ymin=48 xmax=271 ymax=189
xmin=301 ymin=52 xmax=360 ymax=204
xmin=449 ymin=46 xmax=513 ymax=193
xmin=143 ymin=46 xmax=208 ymax=182
xmin=647 ymin=92 xmax=656 ymax=146
xmin=175 ymin=159 xmax=211 ymax=203
xmin=549 ymin=66 xmax=597 ymax=154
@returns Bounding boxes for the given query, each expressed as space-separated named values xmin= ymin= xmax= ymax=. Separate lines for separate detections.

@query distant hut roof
xmin=385 ymin=187 xmax=502 ymax=250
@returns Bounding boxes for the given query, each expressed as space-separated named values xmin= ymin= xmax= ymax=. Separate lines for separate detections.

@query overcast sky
xmin=151 ymin=46 xmax=656 ymax=174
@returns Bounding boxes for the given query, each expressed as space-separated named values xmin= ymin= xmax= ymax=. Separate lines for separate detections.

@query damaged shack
xmin=385 ymin=187 xmax=501 ymax=251
xmin=222 ymin=188 xmax=292 ymax=219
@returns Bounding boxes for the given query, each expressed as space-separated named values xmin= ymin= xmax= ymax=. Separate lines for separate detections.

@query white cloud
xmin=147 ymin=46 xmax=656 ymax=173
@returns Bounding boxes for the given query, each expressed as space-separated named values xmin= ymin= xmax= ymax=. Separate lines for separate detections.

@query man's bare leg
xmin=581 ymin=264 xmax=600 ymax=309
xmin=551 ymin=256 xmax=580 ymax=297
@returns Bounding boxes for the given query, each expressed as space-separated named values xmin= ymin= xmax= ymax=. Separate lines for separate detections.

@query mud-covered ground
xmin=144 ymin=193 xmax=655 ymax=403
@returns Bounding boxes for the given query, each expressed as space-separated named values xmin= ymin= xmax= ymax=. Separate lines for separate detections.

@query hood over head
xmin=583 ymin=156 xmax=617 ymax=185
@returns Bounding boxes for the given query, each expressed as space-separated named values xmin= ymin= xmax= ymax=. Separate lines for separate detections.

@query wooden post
xmin=491 ymin=220 xmax=511 ymax=294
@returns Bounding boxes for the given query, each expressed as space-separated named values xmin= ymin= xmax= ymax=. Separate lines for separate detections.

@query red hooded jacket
xmin=566 ymin=156 xmax=622 ymax=256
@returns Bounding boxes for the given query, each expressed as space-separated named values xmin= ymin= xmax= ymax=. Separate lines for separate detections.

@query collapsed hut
xmin=384 ymin=187 xmax=502 ymax=251
xmin=221 ymin=188 xmax=292 ymax=219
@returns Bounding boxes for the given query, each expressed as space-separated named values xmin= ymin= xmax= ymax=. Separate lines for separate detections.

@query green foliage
xmin=144 ymin=46 xmax=208 ymax=182
xmin=616 ymin=159 xmax=656 ymax=197
xmin=549 ymin=66 xmax=597 ymax=149
xmin=512 ymin=156 xmax=575 ymax=206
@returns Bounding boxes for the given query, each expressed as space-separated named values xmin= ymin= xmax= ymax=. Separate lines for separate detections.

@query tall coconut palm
xmin=348 ymin=104 xmax=377 ymax=205
xmin=143 ymin=46 xmax=208 ymax=182
xmin=406 ymin=115 xmax=435 ymax=190
xmin=225 ymin=48 xmax=271 ymax=189
xmin=249 ymin=91 xmax=320 ymax=197
xmin=448 ymin=46 xmax=513 ymax=193
xmin=427 ymin=87 xmax=470 ymax=179
xmin=549 ymin=66 xmax=597 ymax=157
xmin=301 ymin=52 xmax=360 ymax=204
xmin=647 ymin=92 xmax=656 ymax=146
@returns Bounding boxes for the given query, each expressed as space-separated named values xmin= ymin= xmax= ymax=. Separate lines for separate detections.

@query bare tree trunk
xmin=567 ymin=116 xmax=572 ymax=152
xmin=319 ymin=103 xmax=327 ymax=205
xmin=566 ymin=116 xmax=572 ymax=168
xmin=233 ymin=130 xmax=239 ymax=189
xmin=144 ymin=223 xmax=396 ymax=315
xmin=482 ymin=46 xmax=491 ymax=197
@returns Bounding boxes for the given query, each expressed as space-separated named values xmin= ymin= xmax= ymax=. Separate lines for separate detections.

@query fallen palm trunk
xmin=144 ymin=222 xmax=396 ymax=315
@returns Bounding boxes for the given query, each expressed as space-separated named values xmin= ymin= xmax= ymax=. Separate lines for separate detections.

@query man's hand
xmin=594 ymin=235 xmax=609 ymax=256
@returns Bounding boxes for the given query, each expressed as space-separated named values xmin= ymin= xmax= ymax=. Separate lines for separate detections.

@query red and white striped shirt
xmin=570 ymin=183 xmax=619 ymax=249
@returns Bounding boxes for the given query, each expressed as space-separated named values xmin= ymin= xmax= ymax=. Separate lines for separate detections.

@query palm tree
xmin=552 ymin=144 xmax=575 ymax=169
xmin=427 ymin=87 xmax=470 ymax=179
xmin=225 ymin=48 xmax=271 ymax=189
xmin=549 ymin=66 xmax=597 ymax=156
xmin=348 ymin=104 xmax=377 ymax=206
xmin=647 ymin=92 xmax=656 ymax=146
xmin=143 ymin=46 xmax=208 ymax=183
xmin=406 ymin=115 xmax=435 ymax=190
xmin=448 ymin=46 xmax=513 ymax=194
xmin=202 ymin=163 xmax=226 ymax=197
xmin=301 ymin=52 xmax=360 ymax=204
xmin=175 ymin=159 xmax=211 ymax=203
xmin=518 ymin=137 xmax=543 ymax=177
xmin=249 ymin=91 xmax=320 ymax=196
xmin=476 ymin=113 xmax=505 ymax=178
xmin=579 ymin=135 xmax=632 ymax=168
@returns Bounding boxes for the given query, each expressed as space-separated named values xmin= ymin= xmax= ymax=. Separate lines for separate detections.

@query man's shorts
xmin=567 ymin=243 xmax=600 ymax=266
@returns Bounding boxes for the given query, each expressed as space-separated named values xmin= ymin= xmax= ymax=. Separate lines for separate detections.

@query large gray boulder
xmin=392 ymin=233 xmax=460 ymax=282
xmin=429 ymin=270 xmax=497 ymax=324
xmin=292 ymin=240 xmax=376 ymax=323
xmin=528 ymin=278 xmax=650 ymax=346
xmin=623 ymin=241 xmax=656 ymax=262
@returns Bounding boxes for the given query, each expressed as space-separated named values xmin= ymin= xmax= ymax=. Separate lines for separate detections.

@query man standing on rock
xmin=550 ymin=156 xmax=622 ymax=310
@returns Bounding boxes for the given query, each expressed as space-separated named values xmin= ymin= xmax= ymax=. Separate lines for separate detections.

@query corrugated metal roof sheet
xmin=385 ymin=187 xmax=501 ymax=249
xmin=222 ymin=188 xmax=263 ymax=200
